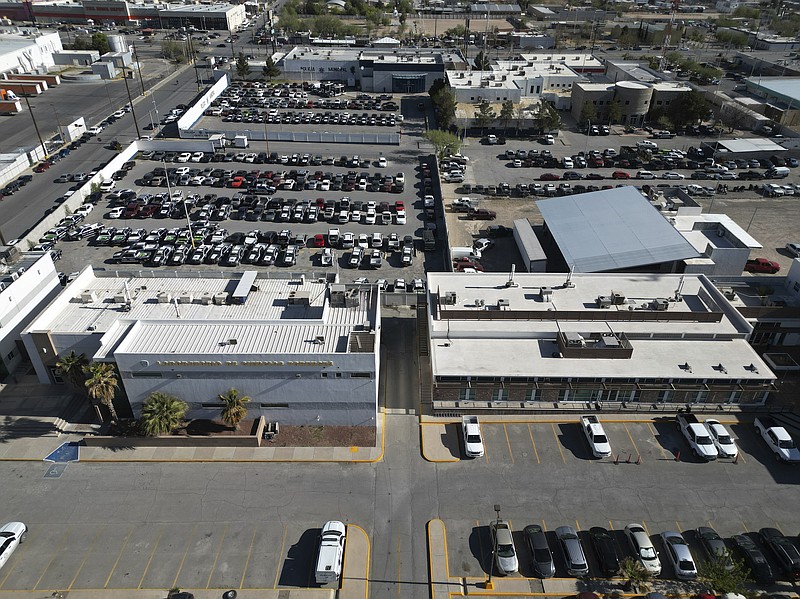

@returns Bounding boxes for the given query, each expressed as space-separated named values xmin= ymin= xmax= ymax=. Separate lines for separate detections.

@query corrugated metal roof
xmin=717 ymin=137 xmax=786 ymax=154
xmin=537 ymin=187 xmax=700 ymax=273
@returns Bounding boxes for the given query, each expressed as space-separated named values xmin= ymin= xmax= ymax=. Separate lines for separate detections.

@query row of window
xmin=458 ymin=388 xmax=750 ymax=403
xmin=128 ymin=371 xmax=373 ymax=379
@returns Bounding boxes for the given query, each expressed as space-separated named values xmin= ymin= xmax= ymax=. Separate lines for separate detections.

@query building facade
xmin=571 ymin=80 xmax=690 ymax=125
xmin=0 ymin=29 xmax=62 ymax=74
xmin=426 ymin=272 xmax=775 ymax=413
xmin=23 ymin=270 xmax=381 ymax=427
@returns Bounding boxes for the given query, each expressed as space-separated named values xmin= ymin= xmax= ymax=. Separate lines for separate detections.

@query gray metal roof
xmin=537 ymin=186 xmax=700 ymax=272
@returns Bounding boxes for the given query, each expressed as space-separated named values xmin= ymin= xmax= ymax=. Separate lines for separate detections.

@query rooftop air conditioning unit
xmin=157 ymin=292 xmax=171 ymax=303
xmin=498 ymin=298 xmax=510 ymax=308
xmin=443 ymin=291 xmax=457 ymax=305
xmin=80 ymin=290 xmax=98 ymax=304
xmin=540 ymin=286 xmax=552 ymax=301
xmin=475 ymin=298 xmax=485 ymax=307
xmin=178 ymin=293 xmax=193 ymax=304
xmin=652 ymin=298 xmax=669 ymax=311
xmin=200 ymin=293 xmax=212 ymax=305
xmin=113 ymin=293 xmax=126 ymax=303
xmin=611 ymin=292 xmax=626 ymax=305
xmin=597 ymin=295 xmax=612 ymax=308
xmin=212 ymin=292 xmax=227 ymax=305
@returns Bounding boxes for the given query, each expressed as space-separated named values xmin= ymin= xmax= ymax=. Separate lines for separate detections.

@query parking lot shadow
xmin=278 ymin=527 xmax=319 ymax=587
xmin=440 ymin=423 xmax=462 ymax=459
xmin=468 ymin=525 xmax=493 ymax=576
xmin=556 ymin=422 xmax=593 ymax=460
xmin=729 ymin=422 xmax=800 ymax=485
xmin=650 ymin=418 xmax=685 ymax=461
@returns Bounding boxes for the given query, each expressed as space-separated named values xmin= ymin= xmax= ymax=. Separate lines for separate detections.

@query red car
xmin=394 ymin=200 xmax=405 ymax=212
xmin=229 ymin=176 xmax=245 ymax=188
xmin=611 ymin=171 xmax=631 ymax=179
xmin=123 ymin=203 xmax=140 ymax=218
xmin=312 ymin=233 xmax=325 ymax=248
xmin=139 ymin=204 xmax=159 ymax=218
xmin=33 ymin=162 xmax=51 ymax=173
xmin=539 ymin=173 xmax=560 ymax=181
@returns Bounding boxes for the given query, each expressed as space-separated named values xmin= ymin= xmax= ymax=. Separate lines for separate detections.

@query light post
xmin=122 ymin=68 xmax=142 ymax=139
xmin=484 ymin=504 xmax=501 ymax=590
xmin=23 ymin=95 xmax=47 ymax=160
xmin=50 ymin=102 xmax=64 ymax=143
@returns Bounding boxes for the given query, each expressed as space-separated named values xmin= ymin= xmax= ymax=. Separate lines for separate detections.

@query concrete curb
xmin=421 ymin=422 xmax=460 ymax=462
xmin=341 ymin=524 xmax=370 ymax=599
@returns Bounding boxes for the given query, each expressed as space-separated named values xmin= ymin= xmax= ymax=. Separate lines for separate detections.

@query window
xmin=793 ymin=282 xmax=800 ymax=292
xmin=592 ymin=100 xmax=597 ymax=105
xmin=625 ymin=100 xmax=630 ymax=105
xmin=351 ymin=372 xmax=371 ymax=378
xmin=6 ymin=350 xmax=14 ymax=361
xmin=656 ymin=100 xmax=662 ymax=105
xmin=557 ymin=389 xmax=570 ymax=402
xmin=259 ymin=403 xmax=289 ymax=408
xmin=657 ymin=390 xmax=671 ymax=403
xmin=335 ymin=372 xmax=342 ymax=378
xmin=524 ymin=389 xmax=538 ymax=402
xmin=728 ymin=390 xmax=742 ymax=404
xmin=131 ymin=372 xmax=163 ymax=378
xmin=459 ymin=388 xmax=475 ymax=401
xmin=491 ymin=388 xmax=507 ymax=401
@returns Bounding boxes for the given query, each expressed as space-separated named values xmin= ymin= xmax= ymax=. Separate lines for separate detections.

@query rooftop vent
xmin=497 ymin=298 xmax=510 ymax=309
xmin=443 ymin=291 xmax=457 ymax=305
xmin=80 ymin=290 xmax=98 ymax=304
xmin=157 ymin=292 xmax=172 ymax=304
xmin=178 ymin=293 xmax=193 ymax=304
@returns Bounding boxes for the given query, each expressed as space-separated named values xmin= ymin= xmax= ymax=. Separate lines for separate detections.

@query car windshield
xmin=779 ymin=438 xmax=797 ymax=449
xmin=697 ymin=436 xmax=712 ymax=445
xmin=466 ymin=435 xmax=482 ymax=444
xmin=497 ymin=543 xmax=515 ymax=558
xmin=678 ymin=560 xmax=694 ymax=570
xmin=640 ymin=547 xmax=657 ymax=560
xmin=594 ymin=435 xmax=608 ymax=444
xmin=0 ymin=532 xmax=14 ymax=539
xmin=534 ymin=548 xmax=551 ymax=562
xmin=0 ymin=539 xmax=12 ymax=554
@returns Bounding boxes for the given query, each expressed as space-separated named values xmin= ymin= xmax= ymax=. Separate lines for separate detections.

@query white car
xmin=636 ymin=170 xmax=656 ymax=180
xmin=660 ymin=531 xmax=697 ymax=580
xmin=661 ymin=172 xmax=685 ymax=180
xmin=176 ymin=152 xmax=192 ymax=163
xmin=473 ymin=238 xmax=494 ymax=253
xmin=108 ymin=207 xmax=124 ymax=219
xmin=99 ymin=179 xmax=116 ymax=191
xmin=462 ymin=416 xmax=484 ymax=458
xmin=562 ymin=157 xmax=574 ymax=169
xmin=786 ymin=242 xmax=800 ymax=258
xmin=75 ymin=203 xmax=94 ymax=216
xmin=377 ymin=157 xmax=387 ymax=168
xmin=396 ymin=211 xmax=407 ymax=225
xmin=190 ymin=152 xmax=204 ymax=162
xmin=0 ymin=522 xmax=27 ymax=570
xmin=87 ymin=126 xmax=103 ymax=135
xmin=490 ymin=520 xmax=519 ymax=575
xmin=703 ymin=419 xmax=738 ymax=459
xmin=624 ymin=523 xmax=661 ymax=575
xmin=112 ymin=110 xmax=126 ymax=119
xmin=581 ymin=415 xmax=612 ymax=458
xmin=320 ymin=247 xmax=333 ymax=266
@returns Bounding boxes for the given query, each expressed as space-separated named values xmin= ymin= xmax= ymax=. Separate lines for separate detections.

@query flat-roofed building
xmin=23 ymin=269 xmax=380 ymax=427
xmin=426 ymin=271 xmax=775 ymax=412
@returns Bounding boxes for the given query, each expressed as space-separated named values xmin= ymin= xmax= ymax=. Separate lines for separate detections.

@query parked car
xmin=524 ymin=525 xmax=555 ymax=578
xmin=490 ymin=520 xmax=519 ymax=575
xmin=759 ymin=528 xmax=800 ymax=580
xmin=730 ymin=534 xmax=773 ymax=585
xmin=660 ymin=531 xmax=697 ymax=580
xmin=556 ymin=526 xmax=589 ymax=576
xmin=696 ymin=526 xmax=733 ymax=570
xmin=589 ymin=527 xmax=620 ymax=576
xmin=0 ymin=522 xmax=27 ymax=570
xmin=702 ymin=419 xmax=738 ymax=459
xmin=624 ymin=523 xmax=661 ymax=575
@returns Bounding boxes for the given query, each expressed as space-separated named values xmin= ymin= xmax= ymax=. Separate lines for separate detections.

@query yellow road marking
xmin=541 ymin=519 xmax=546 ymax=532
xmin=609 ymin=520 xmax=614 ymax=531
xmin=575 ymin=519 xmax=581 ymax=534
xmin=642 ymin=522 xmax=652 ymax=537
xmin=483 ymin=422 xmax=489 ymax=464
xmin=138 ymin=525 xmax=165 ymax=589
xmin=527 ymin=425 xmax=540 ymax=464
xmin=171 ymin=523 xmax=198 ymax=589
xmin=647 ymin=423 xmax=669 ymax=459
xmin=206 ymin=523 xmax=229 ymax=588
xmin=676 ymin=521 xmax=682 ymax=533
xmin=104 ymin=525 xmax=135 ymax=589
xmin=503 ymin=424 xmax=515 ymax=464
xmin=68 ymin=525 xmax=107 ymax=590
xmin=737 ymin=450 xmax=746 ymax=464
xmin=552 ymin=423 xmax=566 ymax=464
xmin=33 ymin=525 xmax=72 ymax=590
xmin=240 ymin=525 xmax=258 ymax=590
xmin=624 ymin=423 xmax=640 ymax=459
xmin=274 ymin=523 xmax=288 ymax=589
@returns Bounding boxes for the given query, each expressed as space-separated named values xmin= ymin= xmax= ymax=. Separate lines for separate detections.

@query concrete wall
xmin=52 ymin=50 xmax=99 ymax=67
xmin=0 ymin=151 xmax=33 ymax=187
xmin=176 ymin=72 xmax=229 ymax=132
xmin=114 ymin=349 xmax=378 ymax=426
xmin=0 ymin=31 xmax=62 ymax=74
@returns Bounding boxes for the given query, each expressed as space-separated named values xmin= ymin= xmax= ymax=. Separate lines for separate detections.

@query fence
xmin=181 ymin=127 xmax=400 ymax=145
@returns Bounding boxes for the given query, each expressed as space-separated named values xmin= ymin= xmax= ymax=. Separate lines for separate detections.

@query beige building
xmin=570 ymin=80 xmax=690 ymax=125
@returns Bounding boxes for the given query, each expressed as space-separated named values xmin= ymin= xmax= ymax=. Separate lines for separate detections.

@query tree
xmin=579 ymin=100 xmax=597 ymax=126
xmin=475 ymin=101 xmax=496 ymax=135
xmin=262 ymin=56 xmax=280 ymax=81
xmin=425 ymin=129 xmax=461 ymax=161
xmin=620 ymin=557 xmax=652 ymax=593
xmin=668 ymin=90 xmax=710 ymax=127
xmin=607 ymin=99 xmax=622 ymax=124
xmin=56 ymin=351 xmax=88 ymax=393
xmin=698 ymin=551 xmax=752 ymax=595
xmin=83 ymin=362 xmax=119 ymax=422
xmin=219 ymin=388 xmax=251 ymax=429
xmin=474 ymin=50 xmax=491 ymax=70
xmin=161 ymin=40 xmax=186 ymax=62
xmin=445 ymin=24 xmax=467 ymax=38
xmin=499 ymin=100 xmax=515 ymax=133
xmin=236 ymin=52 xmax=251 ymax=79
xmin=140 ymin=392 xmax=188 ymax=436
xmin=537 ymin=101 xmax=561 ymax=132
xmin=429 ymin=79 xmax=457 ymax=130
xmin=90 ymin=32 xmax=110 ymax=54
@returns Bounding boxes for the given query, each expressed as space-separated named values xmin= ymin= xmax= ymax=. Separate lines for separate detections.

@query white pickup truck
xmin=462 ymin=416 xmax=485 ymax=458
xmin=315 ymin=520 xmax=346 ymax=584
xmin=754 ymin=416 xmax=800 ymax=463
xmin=580 ymin=415 xmax=612 ymax=458
xmin=677 ymin=413 xmax=718 ymax=461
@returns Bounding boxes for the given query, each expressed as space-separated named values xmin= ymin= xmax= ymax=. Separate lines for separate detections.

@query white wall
xmin=0 ymin=31 xmax=62 ymax=75
xmin=176 ymin=73 xmax=229 ymax=132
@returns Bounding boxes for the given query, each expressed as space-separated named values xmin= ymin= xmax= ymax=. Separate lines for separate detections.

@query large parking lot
xmin=437 ymin=416 xmax=800 ymax=584
xmin=440 ymin=128 xmax=800 ymax=271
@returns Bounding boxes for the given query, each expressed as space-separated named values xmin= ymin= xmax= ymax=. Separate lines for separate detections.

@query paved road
xmin=0 ymin=65 xmax=200 ymax=240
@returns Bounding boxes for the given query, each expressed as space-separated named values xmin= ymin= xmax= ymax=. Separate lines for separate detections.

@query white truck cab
xmin=315 ymin=520 xmax=346 ymax=584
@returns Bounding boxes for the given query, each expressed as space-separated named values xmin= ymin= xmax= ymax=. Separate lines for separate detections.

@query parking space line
xmin=642 ymin=522 xmax=652 ymax=537
xmin=138 ymin=525 xmax=165 ymax=589
xmin=552 ymin=423 xmax=566 ymax=464
xmin=33 ymin=525 xmax=72 ymax=591
xmin=675 ymin=521 xmax=682 ymax=533
xmin=503 ymin=424 xmax=515 ymax=464
xmin=483 ymin=423 xmax=489 ymax=464
xmin=68 ymin=524 xmax=107 ymax=590
xmin=239 ymin=525 xmax=258 ymax=590
xmin=575 ymin=519 xmax=581 ymax=534
xmin=737 ymin=451 xmax=746 ymax=464
xmin=541 ymin=519 xmax=547 ymax=532
xmin=647 ymin=423 xmax=669 ymax=459
xmin=527 ymin=425 xmax=540 ymax=464
xmin=104 ymin=525 xmax=135 ymax=588
xmin=624 ymin=423 xmax=640 ymax=458
xmin=273 ymin=523 xmax=287 ymax=589
xmin=205 ymin=523 xmax=229 ymax=589
xmin=171 ymin=523 xmax=198 ymax=589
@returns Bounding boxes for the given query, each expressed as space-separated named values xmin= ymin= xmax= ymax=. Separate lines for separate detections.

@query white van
xmin=766 ymin=166 xmax=790 ymax=178
xmin=315 ymin=521 xmax=346 ymax=585
xmin=451 ymin=246 xmax=482 ymax=261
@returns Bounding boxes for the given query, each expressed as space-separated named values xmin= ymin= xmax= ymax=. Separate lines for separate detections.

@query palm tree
xmin=140 ymin=392 xmax=188 ymax=436
xmin=620 ymin=557 xmax=652 ymax=593
xmin=83 ymin=362 xmax=119 ymax=422
xmin=56 ymin=351 xmax=88 ymax=392
xmin=219 ymin=388 xmax=250 ymax=430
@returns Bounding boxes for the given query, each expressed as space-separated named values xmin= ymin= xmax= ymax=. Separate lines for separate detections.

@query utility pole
xmin=23 ymin=95 xmax=47 ymax=159
xmin=122 ymin=69 xmax=142 ymax=139
xmin=131 ymin=41 xmax=147 ymax=96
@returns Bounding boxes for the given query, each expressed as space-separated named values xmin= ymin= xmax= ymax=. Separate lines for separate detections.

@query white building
xmin=0 ymin=252 xmax=61 ymax=379
xmin=0 ymin=29 xmax=62 ymax=75
xmin=23 ymin=270 xmax=381 ymax=427
xmin=426 ymin=272 xmax=775 ymax=412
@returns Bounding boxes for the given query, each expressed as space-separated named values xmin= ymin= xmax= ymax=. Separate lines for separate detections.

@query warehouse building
xmin=0 ymin=29 xmax=62 ymax=75
xmin=426 ymin=271 xmax=775 ymax=412
xmin=23 ymin=269 xmax=380 ymax=427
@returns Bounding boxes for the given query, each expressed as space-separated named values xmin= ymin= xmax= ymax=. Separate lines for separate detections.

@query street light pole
xmin=122 ymin=69 xmax=142 ymax=139
xmin=51 ymin=102 xmax=64 ymax=143
xmin=23 ymin=95 xmax=47 ymax=160
xmin=485 ymin=504 xmax=501 ymax=590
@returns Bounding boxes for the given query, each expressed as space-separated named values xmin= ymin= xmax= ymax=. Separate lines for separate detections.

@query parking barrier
xmin=614 ymin=454 xmax=619 ymax=465
xmin=626 ymin=453 xmax=631 ymax=463
xmin=636 ymin=454 xmax=641 ymax=465
xmin=675 ymin=450 xmax=680 ymax=462
xmin=733 ymin=453 xmax=739 ymax=464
